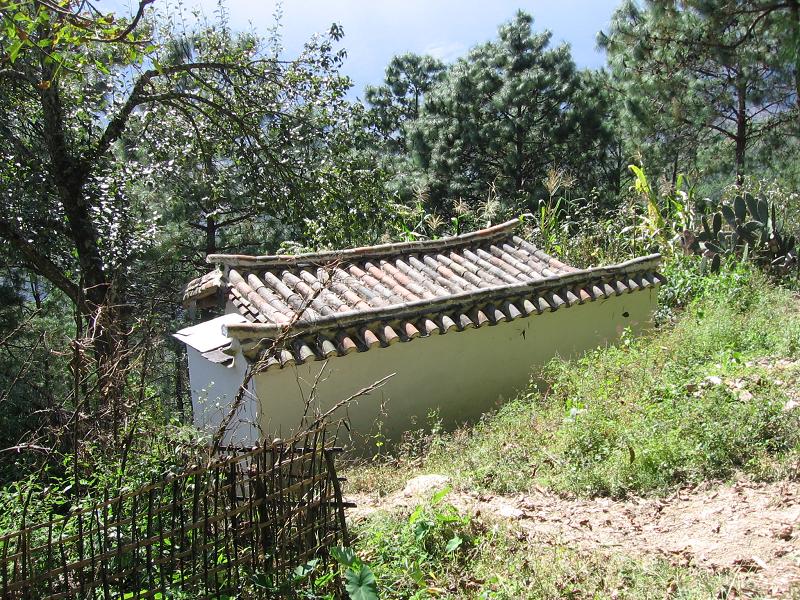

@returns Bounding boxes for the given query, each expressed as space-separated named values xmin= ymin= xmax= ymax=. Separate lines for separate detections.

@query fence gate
xmin=0 ymin=425 xmax=349 ymax=598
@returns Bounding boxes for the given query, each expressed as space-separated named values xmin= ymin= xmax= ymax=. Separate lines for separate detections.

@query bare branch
xmin=94 ymin=61 xmax=274 ymax=161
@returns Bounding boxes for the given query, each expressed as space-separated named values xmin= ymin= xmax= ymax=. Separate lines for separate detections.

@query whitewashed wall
xmin=186 ymin=346 xmax=260 ymax=445
xmin=249 ymin=289 xmax=657 ymax=450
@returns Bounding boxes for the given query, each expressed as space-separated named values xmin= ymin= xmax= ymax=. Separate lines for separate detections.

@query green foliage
xmin=603 ymin=0 xmax=798 ymax=184
xmin=684 ymin=193 xmax=798 ymax=274
xmin=330 ymin=547 xmax=379 ymax=600
xmin=0 ymin=419 xmax=208 ymax=532
xmin=352 ymin=488 xmax=478 ymax=598
xmin=623 ymin=165 xmax=701 ymax=256
xmin=357 ymin=265 xmax=800 ymax=499
xmin=404 ymin=12 xmax=615 ymax=214
xmin=364 ymin=53 xmax=446 ymax=154
xmin=352 ymin=496 xmax=736 ymax=598
xmin=0 ymin=0 xmax=153 ymax=78
xmin=3 ymin=0 xmax=800 ymax=594
xmin=653 ymin=253 xmax=722 ymax=324
xmin=0 ymin=0 xmax=395 ymax=498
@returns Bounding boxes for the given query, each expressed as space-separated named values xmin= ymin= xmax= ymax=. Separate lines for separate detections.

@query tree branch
xmin=85 ymin=0 xmax=154 ymax=44
xmin=93 ymin=61 xmax=270 ymax=161
xmin=0 ymin=220 xmax=82 ymax=308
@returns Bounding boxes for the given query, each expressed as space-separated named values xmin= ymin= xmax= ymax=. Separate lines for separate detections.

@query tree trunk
xmin=39 ymin=63 xmax=126 ymax=425
xmin=38 ymin=73 xmax=108 ymax=312
xmin=206 ymin=215 xmax=218 ymax=255
xmin=790 ymin=0 xmax=800 ymax=113
xmin=734 ymin=77 xmax=747 ymax=183
xmin=513 ymin=105 xmax=525 ymax=193
xmin=671 ymin=152 xmax=679 ymax=187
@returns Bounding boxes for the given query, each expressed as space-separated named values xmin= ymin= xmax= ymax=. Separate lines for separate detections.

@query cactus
xmin=682 ymin=193 xmax=797 ymax=274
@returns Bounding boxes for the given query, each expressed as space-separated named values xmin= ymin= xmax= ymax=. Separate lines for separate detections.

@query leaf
xmin=771 ymin=202 xmax=777 ymax=232
xmin=330 ymin=546 xmax=357 ymax=568
xmin=293 ymin=558 xmax=319 ymax=580
xmin=711 ymin=212 xmax=722 ymax=236
xmin=445 ymin=535 xmax=463 ymax=553
xmin=701 ymin=215 xmax=711 ymax=236
xmin=628 ymin=164 xmax=649 ymax=196
xmin=733 ymin=195 xmax=746 ymax=221
xmin=344 ymin=564 xmax=379 ymax=600
xmin=8 ymin=39 xmax=24 ymax=63
xmin=745 ymin=193 xmax=759 ymax=220
xmin=721 ymin=205 xmax=736 ymax=229
xmin=430 ymin=486 xmax=451 ymax=506
xmin=756 ymin=199 xmax=769 ymax=224
xmin=741 ymin=221 xmax=763 ymax=238
xmin=413 ymin=518 xmax=431 ymax=541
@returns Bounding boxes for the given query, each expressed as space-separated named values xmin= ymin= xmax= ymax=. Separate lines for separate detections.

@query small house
xmin=176 ymin=217 xmax=663 ymax=448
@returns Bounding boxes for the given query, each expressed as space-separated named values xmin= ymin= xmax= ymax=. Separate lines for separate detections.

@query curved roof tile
xmin=181 ymin=216 xmax=663 ymax=369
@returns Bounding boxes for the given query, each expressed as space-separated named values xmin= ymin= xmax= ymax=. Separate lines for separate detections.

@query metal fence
xmin=0 ymin=425 xmax=348 ymax=598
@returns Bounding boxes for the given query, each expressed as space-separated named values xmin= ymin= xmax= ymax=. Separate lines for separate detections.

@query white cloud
xmin=423 ymin=41 xmax=466 ymax=63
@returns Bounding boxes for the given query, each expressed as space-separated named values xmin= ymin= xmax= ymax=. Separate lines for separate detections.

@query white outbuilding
xmin=175 ymin=217 xmax=663 ymax=449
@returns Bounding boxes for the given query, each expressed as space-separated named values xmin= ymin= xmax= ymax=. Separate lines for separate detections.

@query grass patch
xmin=350 ymin=492 xmax=743 ymax=599
xmin=349 ymin=266 xmax=800 ymax=498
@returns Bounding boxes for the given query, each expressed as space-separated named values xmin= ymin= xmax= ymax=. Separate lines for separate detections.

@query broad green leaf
xmin=445 ymin=535 xmax=463 ymax=553
xmin=8 ymin=39 xmax=24 ymax=63
xmin=721 ymin=205 xmax=736 ymax=229
xmin=344 ymin=565 xmax=379 ymax=600
xmin=733 ymin=195 xmax=746 ymax=221
xmin=330 ymin=546 xmax=357 ymax=568
xmin=430 ymin=486 xmax=451 ymax=506
xmin=293 ymin=558 xmax=319 ymax=580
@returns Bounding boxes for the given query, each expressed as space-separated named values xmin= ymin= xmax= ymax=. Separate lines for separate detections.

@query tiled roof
xmin=181 ymin=269 xmax=223 ymax=307
xmin=182 ymin=217 xmax=663 ymax=369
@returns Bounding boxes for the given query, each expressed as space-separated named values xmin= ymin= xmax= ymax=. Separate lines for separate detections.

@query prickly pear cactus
xmin=683 ymin=193 xmax=797 ymax=274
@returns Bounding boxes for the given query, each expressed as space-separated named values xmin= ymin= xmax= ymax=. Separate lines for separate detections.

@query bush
xmin=354 ymin=488 xmax=478 ymax=598
xmin=540 ymin=267 xmax=800 ymax=496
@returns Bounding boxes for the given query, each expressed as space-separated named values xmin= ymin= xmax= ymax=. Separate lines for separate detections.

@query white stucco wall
xmin=186 ymin=346 xmax=259 ymax=445
xmin=251 ymin=289 xmax=657 ymax=450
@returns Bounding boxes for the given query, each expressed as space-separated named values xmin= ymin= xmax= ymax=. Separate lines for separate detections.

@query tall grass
xmin=350 ymin=265 xmax=800 ymax=498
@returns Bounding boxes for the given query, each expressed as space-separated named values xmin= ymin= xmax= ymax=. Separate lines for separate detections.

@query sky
xmin=108 ymin=1 xmax=620 ymax=99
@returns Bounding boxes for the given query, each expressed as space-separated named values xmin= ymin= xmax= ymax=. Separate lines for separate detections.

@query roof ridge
xmin=205 ymin=215 xmax=531 ymax=268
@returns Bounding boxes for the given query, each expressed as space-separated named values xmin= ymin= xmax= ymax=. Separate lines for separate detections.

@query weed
xmin=351 ymin=493 xmax=740 ymax=599
xmin=351 ymin=266 xmax=800 ymax=499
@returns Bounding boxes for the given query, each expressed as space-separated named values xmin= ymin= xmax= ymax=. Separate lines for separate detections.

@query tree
xmin=408 ymin=12 xmax=602 ymax=213
xmin=689 ymin=0 xmax=800 ymax=113
xmin=563 ymin=69 xmax=629 ymax=205
xmin=364 ymin=53 xmax=445 ymax=153
xmin=601 ymin=0 xmax=798 ymax=182
xmin=0 ymin=0 xmax=353 ymax=425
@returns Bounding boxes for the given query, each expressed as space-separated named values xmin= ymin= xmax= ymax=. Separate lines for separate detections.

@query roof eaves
xmin=182 ymin=269 xmax=223 ymax=306
xmin=222 ymin=253 xmax=662 ymax=341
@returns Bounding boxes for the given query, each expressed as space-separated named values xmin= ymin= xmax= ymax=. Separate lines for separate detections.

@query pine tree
xmin=601 ymin=0 xmax=797 ymax=182
xmin=409 ymin=12 xmax=599 ymax=212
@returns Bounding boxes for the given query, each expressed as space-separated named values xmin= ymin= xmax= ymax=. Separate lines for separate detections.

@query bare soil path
xmin=348 ymin=475 xmax=800 ymax=598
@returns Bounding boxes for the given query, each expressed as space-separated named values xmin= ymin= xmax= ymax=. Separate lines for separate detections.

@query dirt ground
xmin=348 ymin=474 xmax=800 ymax=598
